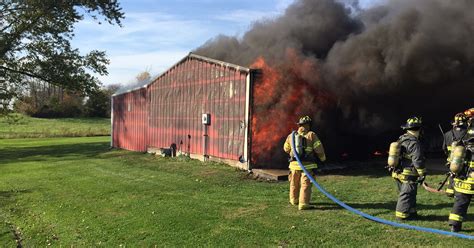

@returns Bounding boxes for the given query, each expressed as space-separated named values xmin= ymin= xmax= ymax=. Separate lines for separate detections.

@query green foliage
xmin=84 ymin=85 xmax=119 ymax=118
xmin=0 ymin=114 xmax=109 ymax=138
xmin=15 ymin=92 xmax=85 ymax=118
xmin=0 ymin=137 xmax=472 ymax=246
xmin=2 ymin=113 xmax=26 ymax=125
xmin=0 ymin=0 xmax=124 ymax=103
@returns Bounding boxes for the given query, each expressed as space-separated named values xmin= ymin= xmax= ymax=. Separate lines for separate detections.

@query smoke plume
xmin=195 ymin=0 xmax=474 ymax=167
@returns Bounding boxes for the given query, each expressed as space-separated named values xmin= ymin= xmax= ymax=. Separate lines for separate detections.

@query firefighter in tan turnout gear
xmin=443 ymin=113 xmax=469 ymax=197
xmin=283 ymin=116 xmax=326 ymax=210
xmin=448 ymin=127 xmax=474 ymax=232
xmin=388 ymin=117 xmax=427 ymax=220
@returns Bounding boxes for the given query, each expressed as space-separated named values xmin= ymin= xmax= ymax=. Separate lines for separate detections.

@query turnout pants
xmin=395 ymin=180 xmax=418 ymax=219
xmin=289 ymin=170 xmax=313 ymax=210
xmin=449 ymin=192 xmax=472 ymax=228
xmin=446 ymin=176 xmax=455 ymax=197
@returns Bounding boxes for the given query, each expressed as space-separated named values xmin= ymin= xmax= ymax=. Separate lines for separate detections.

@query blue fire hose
xmin=290 ymin=131 xmax=474 ymax=240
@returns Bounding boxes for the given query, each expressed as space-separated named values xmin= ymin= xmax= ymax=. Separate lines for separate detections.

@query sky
xmin=72 ymin=0 xmax=383 ymax=86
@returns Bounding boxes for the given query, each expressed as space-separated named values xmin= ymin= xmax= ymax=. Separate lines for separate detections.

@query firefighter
xmin=443 ymin=113 xmax=469 ymax=196
xmin=465 ymin=108 xmax=474 ymax=127
xmin=283 ymin=115 xmax=326 ymax=210
xmin=391 ymin=117 xmax=427 ymax=220
xmin=448 ymin=128 xmax=474 ymax=232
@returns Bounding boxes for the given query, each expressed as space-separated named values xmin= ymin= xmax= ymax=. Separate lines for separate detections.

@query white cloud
xmin=359 ymin=0 xmax=387 ymax=8
xmin=215 ymin=9 xmax=280 ymax=23
xmin=276 ymin=0 xmax=294 ymax=12
xmin=74 ymin=12 xmax=213 ymax=54
xmin=73 ymin=11 xmax=216 ymax=85
xmin=98 ymin=50 xmax=189 ymax=85
xmin=74 ymin=2 xmax=298 ymax=87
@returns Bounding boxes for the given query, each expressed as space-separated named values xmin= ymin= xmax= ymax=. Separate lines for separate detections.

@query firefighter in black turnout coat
xmin=390 ymin=117 xmax=427 ymax=220
xmin=443 ymin=113 xmax=469 ymax=196
xmin=448 ymin=128 xmax=474 ymax=232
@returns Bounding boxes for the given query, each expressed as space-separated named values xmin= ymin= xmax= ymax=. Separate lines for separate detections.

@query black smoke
xmin=195 ymin=0 xmax=474 ymax=165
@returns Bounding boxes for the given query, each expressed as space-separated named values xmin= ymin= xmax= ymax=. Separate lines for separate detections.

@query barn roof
xmin=112 ymin=53 xmax=250 ymax=97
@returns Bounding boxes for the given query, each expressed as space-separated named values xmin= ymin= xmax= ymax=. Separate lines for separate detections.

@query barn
xmin=111 ymin=53 xmax=257 ymax=170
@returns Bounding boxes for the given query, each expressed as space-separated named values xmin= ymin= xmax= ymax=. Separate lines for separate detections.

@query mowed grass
xmin=0 ymin=114 xmax=110 ymax=138
xmin=0 ymin=137 xmax=473 ymax=246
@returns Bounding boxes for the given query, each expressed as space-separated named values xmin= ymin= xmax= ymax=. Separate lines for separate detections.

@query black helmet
xmin=297 ymin=115 xmax=312 ymax=125
xmin=401 ymin=116 xmax=423 ymax=130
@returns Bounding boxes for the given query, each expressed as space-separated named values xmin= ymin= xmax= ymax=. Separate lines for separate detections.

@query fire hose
xmin=290 ymin=131 xmax=474 ymax=240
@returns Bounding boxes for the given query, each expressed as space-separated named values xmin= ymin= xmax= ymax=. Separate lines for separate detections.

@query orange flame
xmin=250 ymin=49 xmax=335 ymax=165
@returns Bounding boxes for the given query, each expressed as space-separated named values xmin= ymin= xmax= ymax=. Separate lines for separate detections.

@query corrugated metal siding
xmin=148 ymin=56 xmax=248 ymax=161
xmin=112 ymin=88 xmax=148 ymax=152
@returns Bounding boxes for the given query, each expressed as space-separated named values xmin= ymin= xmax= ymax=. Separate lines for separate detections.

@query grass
xmin=0 ymin=114 xmax=110 ymax=139
xmin=0 ymin=137 xmax=473 ymax=246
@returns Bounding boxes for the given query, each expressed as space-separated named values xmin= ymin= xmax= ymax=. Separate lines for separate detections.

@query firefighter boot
xmin=450 ymin=223 xmax=462 ymax=233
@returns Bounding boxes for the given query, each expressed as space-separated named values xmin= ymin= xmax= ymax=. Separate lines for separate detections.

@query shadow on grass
xmin=325 ymin=163 xmax=447 ymax=178
xmin=0 ymin=142 xmax=110 ymax=164
xmin=0 ymin=189 xmax=33 ymax=198
xmin=310 ymin=201 xmax=453 ymax=211
xmin=308 ymin=202 xmax=474 ymax=231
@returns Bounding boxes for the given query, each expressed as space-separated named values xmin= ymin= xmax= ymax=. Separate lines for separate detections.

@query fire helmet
xmin=452 ymin=113 xmax=468 ymax=127
xmin=464 ymin=108 xmax=474 ymax=119
xmin=464 ymin=108 xmax=474 ymax=127
xmin=297 ymin=115 xmax=312 ymax=125
xmin=465 ymin=128 xmax=474 ymax=143
xmin=401 ymin=116 xmax=423 ymax=130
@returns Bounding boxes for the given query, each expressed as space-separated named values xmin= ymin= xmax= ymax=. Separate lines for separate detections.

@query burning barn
xmin=111 ymin=53 xmax=332 ymax=170
xmin=113 ymin=0 xmax=474 ymax=170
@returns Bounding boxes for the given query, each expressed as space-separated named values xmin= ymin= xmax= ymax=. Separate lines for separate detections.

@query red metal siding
xmin=148 ymin=57 xmax=248 ymax=161
xmin=112 ymin=88 xmax=148 ymax=152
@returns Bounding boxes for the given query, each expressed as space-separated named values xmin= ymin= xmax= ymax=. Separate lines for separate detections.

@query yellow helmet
xmin=452 ymin=113 xmax=468 ymax=127
xmin=297 ymin=115 xmax=312 ymax=125
xmin=401 ymin=116 xmax=423 ymax=130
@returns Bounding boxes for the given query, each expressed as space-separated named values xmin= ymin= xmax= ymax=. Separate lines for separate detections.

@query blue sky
xmin=72 ymin=0 xmax=383 ymax=86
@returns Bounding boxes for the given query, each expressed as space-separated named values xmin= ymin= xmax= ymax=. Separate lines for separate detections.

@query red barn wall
xmin=112 ymin=87 xmax=148 ymax=152
xmin=147 ymin=56 xmax=250 ymax=167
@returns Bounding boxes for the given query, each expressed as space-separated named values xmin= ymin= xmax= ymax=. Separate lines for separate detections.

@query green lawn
xmin=0 ymin=114 xmax=110 ymax=138
xmin=0 ymin=137 xmax=473 ymax=246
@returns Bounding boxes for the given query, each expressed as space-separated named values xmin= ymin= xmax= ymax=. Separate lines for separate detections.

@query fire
xmin=250 ymin=49 xmax=335 ymax=165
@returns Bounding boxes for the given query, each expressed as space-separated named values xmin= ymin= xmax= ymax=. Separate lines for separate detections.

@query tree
xmin=84 ymin=84 xmax=120 ymax=117
xmin=135 ymin=71 xmax=151 ymax=85
xmin=0 ymin=0 xmax=124 ymax=113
